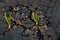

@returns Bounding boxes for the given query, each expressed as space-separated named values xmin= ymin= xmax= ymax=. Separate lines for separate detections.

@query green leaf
xmin=32 ymin=12 xmax=35 ymax=19
xmin=34 ymin=15 xmax=39 ymax=26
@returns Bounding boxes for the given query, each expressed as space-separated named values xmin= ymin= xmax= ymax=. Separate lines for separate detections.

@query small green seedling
xmin=32 ymin=12 xmax=39 ymax=26
xmin=4 ymin=12 xmax=13 ymax=30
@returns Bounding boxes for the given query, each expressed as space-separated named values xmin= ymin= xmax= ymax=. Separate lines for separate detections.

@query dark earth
xmin=0 ymin=0 xmax=60 ymax=40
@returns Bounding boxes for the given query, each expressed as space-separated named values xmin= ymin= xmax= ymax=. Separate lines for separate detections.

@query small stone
xmin=32 ymin=26 xmax=37 ymax=31
xmin=14 ymin=19 xmax=22 ymax=25
xmin=39 ymin=15 xmax=44 ymax=19
xmin=42 ymin=25 xmax=48 ymax=30
xmin=13 ymin=25 xmax=17 ymax=29
xmin=13 ymin=6 xmax=19 ymax=11
xmin=26 ymin=16 xmax=28 ymax=18
xmin=3 ymin=8 xmax=6 ymax=12
xmin=22 ymin=13 xmax=25 ymax=16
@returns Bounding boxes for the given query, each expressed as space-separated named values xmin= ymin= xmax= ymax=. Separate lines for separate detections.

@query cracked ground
xmin=0 ymin=0 xmax=60 ymax=40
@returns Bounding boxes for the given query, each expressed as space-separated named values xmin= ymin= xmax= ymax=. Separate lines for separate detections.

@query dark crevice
xmin=37 ymin=27 xmax=43 ymax=40
xmin=12 ymin=20 xmax=27 ymax=29
xmin=58 ymin=38 xmax=60 ymax=40
xmin=48 ymin=35 xmax=51 ymax=38
xmin=2 ymin=29 xmax=10 ymax=36
xmin=21 ymin=28 xmax=27 ymax=37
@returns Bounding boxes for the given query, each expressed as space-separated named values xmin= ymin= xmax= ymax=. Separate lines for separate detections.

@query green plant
xmin=4 ymin=12 xmax=13 ymax=30
xmin=32 ymin=12 xmax=39 ymax=26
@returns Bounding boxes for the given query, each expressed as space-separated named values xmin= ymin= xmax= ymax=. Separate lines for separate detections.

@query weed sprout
xmin=4 ymin=12 xmax=12 ymax=30
xmin=32 ymin=12 xmax=39 ymax=26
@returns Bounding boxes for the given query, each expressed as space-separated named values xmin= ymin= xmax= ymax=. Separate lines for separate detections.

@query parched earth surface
xmin=0 ymin=0 xmax=60 ymax=40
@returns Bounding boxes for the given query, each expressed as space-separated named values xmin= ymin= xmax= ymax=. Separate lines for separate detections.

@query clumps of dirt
xmin=0 ymin=3 xmax=57 ymax=40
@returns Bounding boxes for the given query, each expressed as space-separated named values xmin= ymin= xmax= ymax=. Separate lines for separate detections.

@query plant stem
xmin=8 ymin=25 xmax=10 ymax=30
